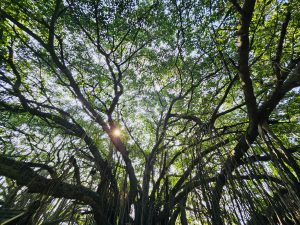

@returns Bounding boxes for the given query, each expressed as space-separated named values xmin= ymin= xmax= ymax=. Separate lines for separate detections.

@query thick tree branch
xmin=274 ymin=10 xmax=291 ymax=80
xmin=210 ymin=60 xmax=300 ymax=225
xmin=237 ymin=0 xmax=258 ymax=124
xmin=0 ymin=156 xmax=100 ymax=207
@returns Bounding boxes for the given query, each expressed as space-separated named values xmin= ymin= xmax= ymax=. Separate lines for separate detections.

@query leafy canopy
xmin=0 ymin=0 xmax=300 ymax=225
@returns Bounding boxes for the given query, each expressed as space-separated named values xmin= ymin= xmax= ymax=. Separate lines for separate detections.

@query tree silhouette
xmin=0 ymin=0 xmax=300 ymax=224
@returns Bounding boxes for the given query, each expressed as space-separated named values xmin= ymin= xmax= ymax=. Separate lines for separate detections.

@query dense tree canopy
xmin=0 ymin=0 xmax=300 ymax=224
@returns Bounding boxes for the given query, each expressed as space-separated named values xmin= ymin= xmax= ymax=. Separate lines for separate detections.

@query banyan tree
xmin=0 ymin=0 xmax=300 ymax=224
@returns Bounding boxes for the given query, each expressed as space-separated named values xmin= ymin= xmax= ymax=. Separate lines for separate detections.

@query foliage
xmin=0 ymin=0 xmax=300 ymax=224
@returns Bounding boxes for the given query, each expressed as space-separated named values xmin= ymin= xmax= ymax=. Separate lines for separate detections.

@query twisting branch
xmin=274 ymin=10 xmax=292 ymax=81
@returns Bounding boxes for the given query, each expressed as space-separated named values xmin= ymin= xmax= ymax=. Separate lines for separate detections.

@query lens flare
xmin=112 ymin=128 xmax=121 ymax=137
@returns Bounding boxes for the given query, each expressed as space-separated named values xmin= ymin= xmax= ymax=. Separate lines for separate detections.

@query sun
xmin=112 ymin=128 xmax=121 ymax=137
